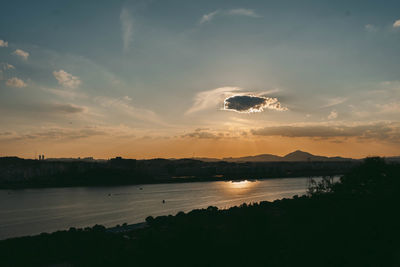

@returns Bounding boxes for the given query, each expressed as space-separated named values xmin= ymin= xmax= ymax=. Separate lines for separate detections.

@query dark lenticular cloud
xmin=224 ymin=95 xmax=287 ymax=113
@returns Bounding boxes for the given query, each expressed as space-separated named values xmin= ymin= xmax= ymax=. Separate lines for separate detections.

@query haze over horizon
xmin=1 ymin=0 xmax=400 ymax=159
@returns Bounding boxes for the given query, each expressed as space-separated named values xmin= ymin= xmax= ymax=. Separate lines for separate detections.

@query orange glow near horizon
xmin=0 ymin=135 xmax=399 ymax=160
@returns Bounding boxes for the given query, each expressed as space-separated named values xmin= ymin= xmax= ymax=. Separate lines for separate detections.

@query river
xmin=0 ymin=177 xmax=320 ymax=240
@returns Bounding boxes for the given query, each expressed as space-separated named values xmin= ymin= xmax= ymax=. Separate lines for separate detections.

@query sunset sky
xmin=1 ymin=0 xmax=400 ymax=159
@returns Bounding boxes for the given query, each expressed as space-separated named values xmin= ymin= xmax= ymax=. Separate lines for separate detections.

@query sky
xmin=1 ymin=0 xmax=400 ymax=159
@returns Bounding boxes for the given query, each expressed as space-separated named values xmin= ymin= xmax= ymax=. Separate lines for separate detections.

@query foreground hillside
xmin=1 ymin=158 xmax=399 ymax=266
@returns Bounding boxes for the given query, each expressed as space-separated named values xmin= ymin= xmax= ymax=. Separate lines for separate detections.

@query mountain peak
xmin=283 ymin=150 xmax=316 ymax=161
xmin=284 ymin=150 xmax=314 ymax=157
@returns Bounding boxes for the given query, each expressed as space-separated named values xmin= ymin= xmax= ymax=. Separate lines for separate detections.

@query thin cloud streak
xmin=95 ymin=96 xmax=162 ymax=125
xmin=251 ymin=122 xmax=400 ymax=142
xmin=120 ymin=7 xmax=134 ymax=53
xmin=227 ymin=8 xmax=261 ymax=18
xmin=199 ymin=8 xmax=261 ymax=24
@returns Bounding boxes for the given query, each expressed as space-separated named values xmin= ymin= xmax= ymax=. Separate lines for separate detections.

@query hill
xmin=221 ymin=150 xmax=354 ymax=162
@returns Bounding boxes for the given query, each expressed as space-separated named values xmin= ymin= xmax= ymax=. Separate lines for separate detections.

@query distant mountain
xmin=283 ymin=150 xmax=316 ymax=161
xmin=198 ymin=150 xmax=355 ymax=162
xmin=223 ymin=154 xmax=282 ymax=162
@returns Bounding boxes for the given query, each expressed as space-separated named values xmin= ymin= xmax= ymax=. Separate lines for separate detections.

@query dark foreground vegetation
xmin=1 ymin=157 xmax=400 ymax=266
xmin=0 ymin=156 xmax=357 ymax=189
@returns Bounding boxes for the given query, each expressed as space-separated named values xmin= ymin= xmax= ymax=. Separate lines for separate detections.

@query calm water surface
xmin=0 ymin=178 xmax=317 ymax=240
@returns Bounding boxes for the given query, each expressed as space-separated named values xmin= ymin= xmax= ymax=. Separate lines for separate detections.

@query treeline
xmin=0 ymin=156 xmax=358 ymax=188
xmin=0 ymin=158 xmax=399 ymax=266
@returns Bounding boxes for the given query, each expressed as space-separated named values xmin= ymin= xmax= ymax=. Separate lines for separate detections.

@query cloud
xmin=186 ymin=87 xmax=284 ymax=114
xmin=120 ymin=7 xmax=134 ymax=53
xmin=0 ymin=40 xmax=8 ymax=47
xmin=393 ymin=19 xmax=400 ymax=28
xmin=375 ymin=102 xmax=400 ymax=114
xmin=181 ymin=128 xmax=242 ymax=140
xmin=43 ymin=88 xmax=87 ymax=100
xmin=0 ymin=124 xmax=143 ymax=142
xmin=224 ymin=95 xmax=287 ymax=113
xmin=251 ymin=122 xmax=400 ymax=142
xmin=199 ymin=8 xmax=261 ymax=24
xmin=1 ymin=62 xmax=15 ymax=70
xmin=328 ymin=110 xmax=338 ymax=120
xmin=47 ymin=103 xmax=87 ymax=114
xmin=365 ymin=24 xmax=378 ymax=32
xmin=13 ymin=49 xmax=29 ymax=60
xmin=199 ymin=10 xmax=220 ymax=24
xmin=186 ymin=86 xmax=242 ymax=114
xmin=182 ymin=129 xmax=221 ymax=139
xmin=226 ymin=8 xmax=261 ymax=18
xmin=53 ymin=70 xmax=81 ymax=89
xmin=3 ymin=63 xmax=15 ymax=70
xmin=320 ymin=97 xmax=347 ymax=108
xmin=95 ymin=96 xmax=161 ymax=124
xmin=6 ymin=77 xmax=27 ymax=88
xmin=18 ymin=103 xmax=87 ymax=115
xmin=3 ymin=127 xmax=107 ymax=141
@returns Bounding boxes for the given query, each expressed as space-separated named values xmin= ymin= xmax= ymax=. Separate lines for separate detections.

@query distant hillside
xmin=222 ymin=154 xmax=282 ymax=162
xmin=216 ymin=150 xmax=355 ymax=162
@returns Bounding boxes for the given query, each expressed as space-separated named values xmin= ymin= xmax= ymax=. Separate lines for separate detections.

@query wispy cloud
xmin=6 ymin=77 xmax=27 ymax=88
xmin=0 ymin=124 xmax=143 ymax=142
xmin=45 ymin=103 xmax=87 ymax=114
xmin=0 ymin=40 xmax=8 ymax=47
xmin=1 ymin=127 xmax=107 ymax=141
xmin=328 ymin=110 xmax=338 ymax=120
xmin=200 ymin=10 xmax=220 ymax=24
xmin=199 ymin=8 xmax=261 ymax=24
xmin=13 ymin=49 xmax=29 ymax=60
xmin=251 ymin=122 xmax=400 ymax=142
xmin=1 ymin=63 xmax=15 ymax=70
xmin=365 ymin=24 xmax=378 ymax=32
xmin=53 ymin=70 xmax=81 ymax=89
xmin=226 ymin=8 xmax=261 ymax=18
xmin=120 ymin=7 xmax=134 ymax=53
xmin=320 ymin=97 xmax=347 ymax=108
xmin=43 ymin=87 xmax=87 ymax=100
xmin=186 ymin=86 xmax=242 ymax=114
xmin=393 ymin=19 xmax=400 ymax=28
xmin=181 ymin=128 xmax=222 ymax=139
xmin=95 ymin=96 xmax=161 ymax=124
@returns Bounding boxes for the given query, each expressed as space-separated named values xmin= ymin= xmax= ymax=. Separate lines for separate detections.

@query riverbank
xmin=0 ymin=158 xmax=399 ymax=266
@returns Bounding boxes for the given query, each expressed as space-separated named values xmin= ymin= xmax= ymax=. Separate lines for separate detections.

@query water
xmin=0 ymin=177 xmax=317 ymax=240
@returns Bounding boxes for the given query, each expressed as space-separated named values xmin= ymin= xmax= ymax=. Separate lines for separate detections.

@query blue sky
xmin=1 ymin=0 xmax=400 ymax=158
